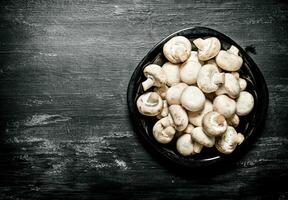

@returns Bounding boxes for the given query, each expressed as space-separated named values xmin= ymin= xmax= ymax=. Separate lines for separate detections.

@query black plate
xmin=127 ymin=27 xmax=268 ymax=169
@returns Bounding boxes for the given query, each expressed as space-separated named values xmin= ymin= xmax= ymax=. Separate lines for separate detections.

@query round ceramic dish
xmin=127 ymin=27 xmax=268 ymax=169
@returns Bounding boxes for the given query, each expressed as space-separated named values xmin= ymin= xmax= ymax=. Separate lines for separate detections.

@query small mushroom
xmin=227 ymin=114 xmax=240 ymax=127
xmin=166 ymin=83 xmax=188 ymax=105
xmin=176 ymin=134 xmax=194 ymax=156
xmin=154 ymin=85 xmax=169 ymax=99
xmin=236 ymin=91 xmax=254 ymax=116
xmin=157 ymin=100 xmax=169 ymax=119
xmin=239 ymin=78 xmax=247 ymax=91
xmin=191 ymin=127 xmax=215 ymax=148
xmin=180 ymin=86 xmax=206 ymax=112
xmin=180 ymin=59 xmax=202 ymax=85
xmin=215 ymin=73 xmax=240 ymax=98
xmin=216 ymin=45 xmax=243 ymax=71
xmin=197 ymin=64 xmax=224 ymax=93
xmin=188 ymin=99 xmax=213 ymax=127
xmin=215 ymin=126 xmax=244 ymax=154
xmin=169 ymin=105 xmax=189 ymax=131
xmin=213 ymin=95 xmax=236 ymax=118
xmin=162 ymin=62 xmax=181 ymax=86
xmin=163 ymin=36 xmax=192 ymax=64
xmin=202 ymin=111 xmax=227 ymax=137
xmin=153 ymin=118 xmax=176 ymax=144
xmin=193 ymin=37 xmax=221 ymax=61
xmin=182 ymin=124 xmax=203 ymax=154
xmin=137 ymin=92 xmax=163 ymax=116
xmin=142 ymin=64 xmax=166 ymax=91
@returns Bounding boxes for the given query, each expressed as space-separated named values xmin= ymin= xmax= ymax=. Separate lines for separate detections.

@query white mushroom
xmin=137 ymin=92 xmax=163 ymax=116
xmin=176 ymin=134 xmax=194 ymax=156
xmin=188 ymin=99 xmax=213 ymax=127
xmin=202 ymin=111 xmax=227 ymax=137
xmin=191 ymin=127 xmax=215 ymax=148
xmin=157 ymin=100 xmax=169 ymax=119
xmin=213 ymin=95 xmax=236 ymax=118
xmin=193 ymin=37 xmax=221 ymax=61
xmin=142 ymin=64 xmax=166 ymax=91
xmin=239 ymin=78 xmax=247 ymax=91
xmin=180 ymin=86 xmax=206 ymax=112
xmin=227 ymin=114 xmax=240 ymax=127
xmin=182 ymin=124 xmax=203 ymax=154
xmin=168 ymin=105 xmax=189 ymax=131
xmin=186 ymin=51 xmax=204 ymax=65
xmin=216 ymin=45 xmax=243 ymax=71
xmin=163 ymin=36 xmax=192 ymax=64
xmin=166 ymin=83 xmax=188 ymax=105
xmin=215 ymin=126 xmax=244 ymax=154
xmin=197 ymin=64 xmax=224 ymax=93
xmin=236 ymin=91 xmax=254 ymax=116
xmin=215 ymin=73 xmax=240 ymax=98
xmin=154 ymin=85 xmax=169 ymax=99
xmin=153 ymin=118 xmax=176 ymax=144
xmin=180 ymin=59 xmax=202 ymax=85
xmin=162 ymin=62 xmax=181 ymax=86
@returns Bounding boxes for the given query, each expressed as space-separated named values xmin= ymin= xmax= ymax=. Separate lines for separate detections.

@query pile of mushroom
xmin=137 ymin=36 xmax=255 ymax=156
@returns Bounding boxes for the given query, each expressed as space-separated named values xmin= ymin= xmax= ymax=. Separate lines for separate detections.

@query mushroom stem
xmin=142 ymin=78 xmax=154 ymax=91
xmin=228 ymin=45 xmax=239 ymax=55
xmin=212 ymin=73 xmax=224 ymax=84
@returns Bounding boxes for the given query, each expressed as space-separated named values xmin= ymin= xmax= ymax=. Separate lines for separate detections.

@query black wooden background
xmin=0 ymin=0 xmax=288 ymax=199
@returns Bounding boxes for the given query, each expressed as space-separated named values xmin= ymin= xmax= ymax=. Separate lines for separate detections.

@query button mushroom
xmin=213 ymin=95 xmax=236 ymax=119
xmin=162 ymin=62 xmax=181 ymax=86
xmin=191 ymin=127 xmax=215 ymax=148
xmin=142 ymin=64 xmax=166 ymax=91
xmin=183 ymin=124 xmax=203 ymax=154
xmin=154 ymin=85 xmax=169 ymax=99
xmin=227 ymin=114 xmax=240 ymax=127
xmin=137 ymin=92 xmax=163 ymax=116
xmin=168 ymin=105 xmax=189 ymax=131
xmin=215 ymin=73 xmax=240 ymax=98
xmin=197 ymin=64 xmax=224 ymax=93
xmin=239 ymin=78 xmax=247 ymax=91
xmin=216 ymin=45 xmax=243 ymax=71
xmin=236 ymin=91 xmax=254 ymax=116
xmin=176 ymin=134 xmax=194 ymax=156
xmin=188 ymin=99 xmax=213 ymax=127
xmin=193 ymin=37 xmax=221 ymax=61
xmin=180 ymin=59 xmax=202 ymax=85
xmin=153 ymin=117 xmax=176 ymax=144
xmin=163 ymin=36 xmax=192 ymax=64
xmin=215 ymin=126 xmax=244 ymax=154
xmin=180 ymin=86 xmax=206 ymax=112
xmin=202 ymin=111 xmax=227 ymax=137
xmin=166 ymin=83 xmax=188 ymax=105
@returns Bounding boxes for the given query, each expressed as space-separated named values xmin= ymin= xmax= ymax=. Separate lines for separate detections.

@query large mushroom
xmin=215 ymin=126 xmax=244 ymax=154
xmin=236 ymin=91 xmax=254 ymax=116
xmin=197 ymin=64 xmax=224 ymax=93
xmin=188 ymin=99 xmax=213 ymax=127
xmin=153 ymin=118 xmax=176 ymax=144
xmin=180 ymin=86 xmax=206 ymax=112
xmin=213 ymin=95 xmax=236 ymax=118
xmin=163 ymin=36 xmax=192 ymax=64
xmin=162 ymin=62 xmax=181 ymax=86
xmin=137 ymin=92 xmax=163 ymax=116
xmin=202 ymin=111 xmax=227 ymax=137
xmin=166 ymin=83 xmax=188 ymax=105
xmin=142 ymin=64 xmax=166 ymax=91
xmin=216 ymin=45 xmax=243 ymax=71
xmin=193 ymin=37 xmax=221 ymax=61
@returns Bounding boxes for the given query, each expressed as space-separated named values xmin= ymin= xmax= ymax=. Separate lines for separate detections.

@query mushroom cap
xmin=142 ymin=64 xmax=166 ymax=91
xmin=162 ymin=62 xmax=181 ymax=86
xmin=197 ymin=64 xmax=224 ymax=93
xmin=180 ymin=86 xmax=206 ymax=112
xmin=213 ymin=95 xmax=236 ymax=118
xmin=227 ymin=114 xmax=240 ymax=127
xmin=180 ymin=60 xmax=202 ymax=85
xmin=163 ymin=36 xmax=192 ymax=64
xmin=193 ymin=37 xmax=221 ymax=61
xmin=239 ymin=78 xmax=247 ymax=91
xmin=191 ymin=127 xmax=215 ymax=147
xmin=176 ymin=134 xmax=194 ymax=156
xmin=153 ymin=118 xmax=176 ymax=144
xmin=188 ymin=99 xmax=213 ymax=127
xmin=223 ymin=73 xmax=240 ymax=98
xmin=153 ymin=85 xmax=169 ymax=99
xmin=215 ymin=126 xmax=244 ymax=154
xmin=169 ymin=105 xmax=189 ymax=131
xmin=216 ymin=45 xmax=243 ymax=71
xmin=202 ymin=111 xmax=228 ymax=136
xmin=137 ymin=92 xmax=163 ymax=116
xmin=166 ymin=83 xmax=188 ymax=105
xmin=236 ymin=91 xmax=254 ymax=116
xmin=192 ymin=141 xmax=203 ymax=154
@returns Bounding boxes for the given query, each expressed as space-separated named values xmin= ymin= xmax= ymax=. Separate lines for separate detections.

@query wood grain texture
xmin=0 ymin=0 xmax=287 ymax=199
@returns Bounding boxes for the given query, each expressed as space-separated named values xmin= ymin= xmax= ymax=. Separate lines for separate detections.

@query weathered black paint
xmin=0 ymin=0 xmax=288 ymax=199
